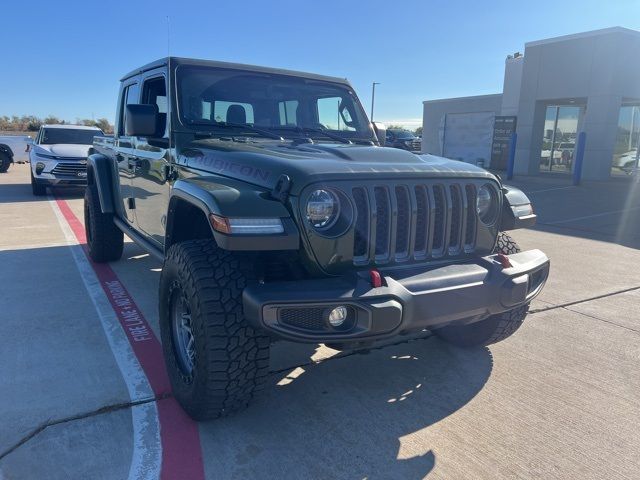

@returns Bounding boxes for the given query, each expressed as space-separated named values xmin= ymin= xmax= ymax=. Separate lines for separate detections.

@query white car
xmin=611 ymin=150 xmax=638 ymax=173
xmin=29 ymin=124 xmax=103 ymax=196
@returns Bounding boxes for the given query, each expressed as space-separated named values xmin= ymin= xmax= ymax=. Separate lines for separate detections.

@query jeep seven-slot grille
xmin=352 ymin=182 xmax=477 ymax=265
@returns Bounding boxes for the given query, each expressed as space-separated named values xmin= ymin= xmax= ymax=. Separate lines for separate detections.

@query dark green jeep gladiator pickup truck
xmin=86 ymin=57 xmax=549 ymax=420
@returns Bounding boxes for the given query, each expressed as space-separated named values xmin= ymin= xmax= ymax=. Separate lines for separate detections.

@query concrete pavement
xmin=1 ymin=163 xmax=639 ymax=479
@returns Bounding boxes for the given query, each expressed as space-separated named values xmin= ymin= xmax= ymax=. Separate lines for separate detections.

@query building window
xmin=611 ymin=105 xmax=640 ymax=176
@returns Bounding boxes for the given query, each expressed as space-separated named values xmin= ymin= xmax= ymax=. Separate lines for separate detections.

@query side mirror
xmin=372 ymin=122 xmax=387 ymax=146
xmin=125 ymin=104 xmax=159 ymax=137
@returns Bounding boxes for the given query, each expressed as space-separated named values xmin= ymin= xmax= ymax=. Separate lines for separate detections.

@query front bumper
xmin=33 ymin=176 xmax=87 ymax=187
xmin=243 ymin=249 xmax=550 ymax=343
xmin=32 ymin=160 xmax=88 ymax=187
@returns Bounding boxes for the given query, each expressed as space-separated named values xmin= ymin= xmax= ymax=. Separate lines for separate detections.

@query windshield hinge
xmin=271 ymin=174 xmax=292 ymax=204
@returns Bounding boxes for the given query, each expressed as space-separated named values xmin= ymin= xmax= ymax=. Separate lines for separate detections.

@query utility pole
xmin=371 ymin=82 xmax=380 ymax=121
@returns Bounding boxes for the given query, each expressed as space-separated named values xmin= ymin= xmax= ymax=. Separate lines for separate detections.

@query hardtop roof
xmin=42 ymin=124 xmax=102 ymax=130
xmin=120 ymin=57 xmax=351 ymax=86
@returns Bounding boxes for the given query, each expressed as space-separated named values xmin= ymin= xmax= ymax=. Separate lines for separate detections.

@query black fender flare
xmin=500 ymin=185 xmax=537 ymax=230
xmin=0 ymin=143 xmax=14 ymax=159
xmin=168 ymin=178 xmax=299 ymax=251
xmin=87 ymin=153 xmax=117 ymax=214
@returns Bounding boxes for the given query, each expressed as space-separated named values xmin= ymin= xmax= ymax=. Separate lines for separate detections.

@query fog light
xmin=328 ymin=306 xmax=348 ymax=327
xmin=35 ymin=162 xmax=45 ymax=175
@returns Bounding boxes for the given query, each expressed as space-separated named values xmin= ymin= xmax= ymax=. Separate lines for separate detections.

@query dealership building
xmin=421 ymin=27 xmax=640 ymax=180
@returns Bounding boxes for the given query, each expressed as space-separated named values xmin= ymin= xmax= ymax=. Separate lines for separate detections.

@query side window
xmin=278 ymin=100 xmax=298 ymax=126
xmin=317 ymin=96 xmax=355 ymax=131
xmin=118 ymin=83 xmax=140 ymax=135
xmin=213 ymin=101 xmax=254 ymax=124
xmin=141 ymin=76 xmax=168 ymax=137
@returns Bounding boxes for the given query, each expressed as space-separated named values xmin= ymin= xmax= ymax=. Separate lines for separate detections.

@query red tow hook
xmin=496 ymin=253 xmax=512 ymax=269
xmin=369 ymin=269 xmax=383 ymax=288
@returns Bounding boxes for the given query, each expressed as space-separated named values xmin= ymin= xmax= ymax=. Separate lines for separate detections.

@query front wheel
xmin=159 ymin=240 xmax=270 ymax=420
xmin=31 ymin=171 xmax=46 ymax=196
xmin=0 ymin=152 xmax=10 ymax=173
xmin=433 ymin=232 xmax=529 ymax=347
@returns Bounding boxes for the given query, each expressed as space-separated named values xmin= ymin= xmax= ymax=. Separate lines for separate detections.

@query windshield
xmin=40 ymin=128 xmax=101 ymax=145
xmin=177 ymin=66 xmax=374 ymax=142
xmin=392 ymin=129 xmax=415 ymax=139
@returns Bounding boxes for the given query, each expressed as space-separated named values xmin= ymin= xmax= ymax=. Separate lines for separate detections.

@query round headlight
xmin=306 ymin=189 xmax=339 ymax=229
xmin=476 ymin=184 xmax=498 ymax=225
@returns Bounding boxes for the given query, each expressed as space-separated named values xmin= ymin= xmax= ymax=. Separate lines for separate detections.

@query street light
xmin=371 ymin=82 xmax=380 ymax=121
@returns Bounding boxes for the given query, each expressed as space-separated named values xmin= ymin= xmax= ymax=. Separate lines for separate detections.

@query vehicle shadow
xmin=200 ymin=338 xmax=493 ymax=479
xmin=0 ymin=183 xmax=84 ymax=204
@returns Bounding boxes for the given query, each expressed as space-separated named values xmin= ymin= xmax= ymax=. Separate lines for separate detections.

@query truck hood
xmin=179 ymin=139 xmax=495 ymax=194
xmin=34 ymin=144 xmax=90 ymax=159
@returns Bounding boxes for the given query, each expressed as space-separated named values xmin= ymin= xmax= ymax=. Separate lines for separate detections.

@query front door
xmin=130 ymin=74 xmax=171 ymax=247
xmin=116 ymin=81 xmax=140 ymax=224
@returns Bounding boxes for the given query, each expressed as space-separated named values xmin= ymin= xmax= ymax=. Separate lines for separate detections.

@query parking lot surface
xmin=1 ymin=163 xmax=639 ymax=479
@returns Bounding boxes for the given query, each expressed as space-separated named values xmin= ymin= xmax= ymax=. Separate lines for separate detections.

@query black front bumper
xmin=243 ymin=249 xmax=550 ymax=343
xmin=34 ymin=177 xmax=87 ymax=187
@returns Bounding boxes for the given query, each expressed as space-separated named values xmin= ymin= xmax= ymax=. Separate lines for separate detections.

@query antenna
xmin=166 ymin=15 xmax=174 ymax=178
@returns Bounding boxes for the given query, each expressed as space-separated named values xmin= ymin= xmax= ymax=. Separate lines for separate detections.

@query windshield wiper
xmin=189 ymin=121 xmax=284 ymax=141
xmin=278 ymin=126 xmax=352 ymax=144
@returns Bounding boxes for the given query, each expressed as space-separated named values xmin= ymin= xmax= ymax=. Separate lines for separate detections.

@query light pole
xmin=371 ymin=82 xmax=380 ymax=121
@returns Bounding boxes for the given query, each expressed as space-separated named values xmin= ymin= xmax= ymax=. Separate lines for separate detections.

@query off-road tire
xmin=84 ymin=181 xmax=123 ymax=262
xmin=433 ymin=232 xmax=528 ymax=347
xmin=159 ymin=240 xmax=270 ymax=420
xmin=495 ymin=231 xmax=521 ymax=255
xmin=31 ymin=170 xmax=46 ymax=196
xmin=0 ymin=152 xmax=10 ymax=173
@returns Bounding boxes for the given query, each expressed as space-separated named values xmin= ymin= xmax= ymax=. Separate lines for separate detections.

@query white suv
xmin=30 ymin=124 xmax=102 ymax=196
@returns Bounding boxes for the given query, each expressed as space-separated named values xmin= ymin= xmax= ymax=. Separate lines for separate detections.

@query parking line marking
xmin=49 ymin=197 xmax=205 ymax=480
xmin=543 ymin=206 xmax=640 ymax=224
xmin=47 ymin=197 xmax=161 ymax=480
xmin=526 ymin=185 xmax=575 ymax=194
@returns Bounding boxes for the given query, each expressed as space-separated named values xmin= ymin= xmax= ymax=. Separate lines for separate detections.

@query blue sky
xmin=1 ymin=0 xmax=639 ymax=129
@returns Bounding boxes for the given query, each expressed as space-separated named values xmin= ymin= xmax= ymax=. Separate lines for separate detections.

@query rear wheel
xmin=433 ymin=232 xmax=529 ymax=347
xmin=159 ymin=240 xmax=270 ymax=420
xmin=84 ymin=180 xmax=124 ymax=262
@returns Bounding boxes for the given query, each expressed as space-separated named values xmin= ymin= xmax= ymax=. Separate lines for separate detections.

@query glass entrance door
xmin=539 ymin=105 xmax=581 ymax=173
xmin=611 ymin=105 xmax=640 ymax=176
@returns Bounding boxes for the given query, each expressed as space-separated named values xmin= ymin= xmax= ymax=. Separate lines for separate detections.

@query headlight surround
xmin=35 ymin=151 xmax=57 ymax=160
xmin=476 ymin=184 xmax=499 ymax=225
xmin=306 ymin=189 xmax=339 ymax=230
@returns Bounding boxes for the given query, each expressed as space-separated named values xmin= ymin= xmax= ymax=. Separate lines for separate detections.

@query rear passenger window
xmin=119 ymin=83 xmax=140 ymax=135
xmin=142 ymin=76 xmax=168 ymax=137
xmin=213 ymin=101 xmax=254 ymax=124
xmin=317 ymin=96 xmax=355 ymax=131
xmin=278 ymin=100 xmax=298 ymax=126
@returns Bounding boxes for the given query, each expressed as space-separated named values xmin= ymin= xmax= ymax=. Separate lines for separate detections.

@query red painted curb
xmin=55 ymin=198 xmax=205 ymax=480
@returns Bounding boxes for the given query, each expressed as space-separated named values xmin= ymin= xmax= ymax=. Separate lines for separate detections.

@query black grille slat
xmin=432 ymin=185 xmax=446 ymax=255
xmin=373 ymin=187 xmax=391 ymax=261
xmin=448 ymin=185 xmax=463 ymax=254
xmin=352 ymin=187 xmax=369 ymax=260
xmin=394 ymin=186 xmax=410 ymax=260
xmin=349 ymin=181 xmax=481 ymax=265
xmin=464 ymin=185 xmax=477 ymax=249
xmin=413 ymin=186 xmax=428 ymax=256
